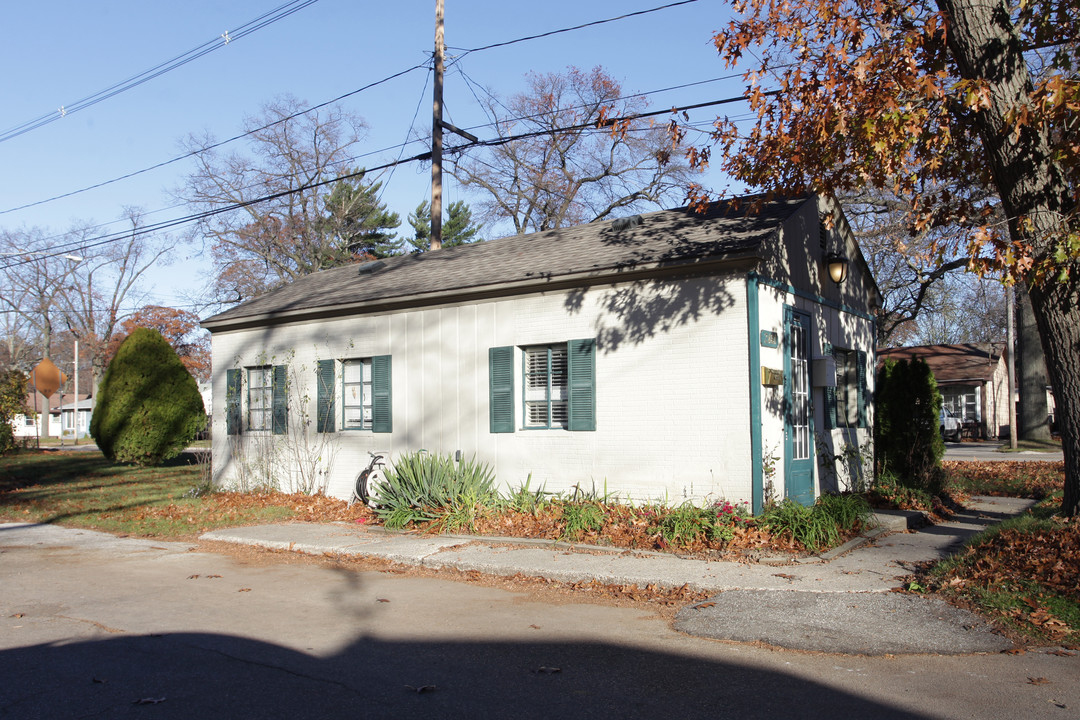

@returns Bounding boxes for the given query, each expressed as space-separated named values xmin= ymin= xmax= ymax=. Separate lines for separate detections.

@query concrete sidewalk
xmin=202 ymin=495 xmax=1036 ymax=655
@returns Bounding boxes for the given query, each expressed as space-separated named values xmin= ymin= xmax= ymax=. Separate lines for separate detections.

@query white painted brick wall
xmin=211 ymin=273 xmax=753 ymax=505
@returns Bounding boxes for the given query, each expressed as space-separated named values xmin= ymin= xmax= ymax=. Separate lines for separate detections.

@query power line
xmin=0 ymin=94 xmax=763 ymax=271
xmin=0 ymin=153 xmax=430 ymax=272
xmin=0 ymin=0 xmax=321 ymax=145
xmin=0 ymin=62 xmax=429 ymax=217
xmin=3 ymin=2 xmax=714 ymax=218
xmin=451 ymin=0 xmax=701 ymax=57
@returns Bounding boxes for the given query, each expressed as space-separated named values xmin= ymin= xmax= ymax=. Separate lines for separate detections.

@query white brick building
xmin=203 ymin=195 xmax=880 ymax=511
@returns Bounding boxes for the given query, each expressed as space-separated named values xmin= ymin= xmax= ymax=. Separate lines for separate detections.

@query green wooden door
xmin=784 ymin=307 xmax=814 ymax=505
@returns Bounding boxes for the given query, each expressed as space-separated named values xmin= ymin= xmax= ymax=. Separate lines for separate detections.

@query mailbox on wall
xmin=761 ymin=367 xmax=784 ymax=386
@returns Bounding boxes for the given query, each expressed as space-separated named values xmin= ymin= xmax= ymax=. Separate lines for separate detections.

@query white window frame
xmin=522 ymin=344 xmax=568 ymax=429
xmin=341 ymin=358 xmax=373 ymax=431
xmin=247 ymin=366 xmax=274 ymax=432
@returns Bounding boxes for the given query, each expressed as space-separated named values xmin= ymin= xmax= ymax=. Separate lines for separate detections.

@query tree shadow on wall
xmin=565 ymin=277 xmax=737 ymax=353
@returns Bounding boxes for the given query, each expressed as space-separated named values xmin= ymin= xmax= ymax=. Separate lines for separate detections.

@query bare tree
xmin=841 ymin=190 xmax=1007 ymax=346
xmin=0 ymin=211 xmax=174 ymax=393
xmin=0 ymin=228 xmax=83 ymax=361
xmin=179 ymin=95 xmax=400 ymax=302
xmin=60 ymin=211 xmax=175 ymax=389
xmin=450 ymin=66 xmax=692 ymax=235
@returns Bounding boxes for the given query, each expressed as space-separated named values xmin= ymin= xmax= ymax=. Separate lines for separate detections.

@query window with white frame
xmin=941 ymin=386 xmax=980 ymax=423
xmin=315 ymin=356 xmax=392 ymax=435
xmin=342 ymin=358 xmax=373 ymax=430
xmin=488 ymin=339 xmax=595 ymax=434
xmin=247 ymin=366 xmax=274 ymax=432
xmin=523 ymin=344 xmax=569 ymax=429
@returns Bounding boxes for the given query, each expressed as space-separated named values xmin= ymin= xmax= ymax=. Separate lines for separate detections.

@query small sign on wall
xmin=761 ymin=367 xmax=784 ymax=386
xmin=759 ymin=330 xmax=779 ymax=348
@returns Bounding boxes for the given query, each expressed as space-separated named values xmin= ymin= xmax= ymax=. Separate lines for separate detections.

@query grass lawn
xmin=0 ymin=449 xmax=367 ymax=539
xmin=922 ymin=461 xmax=1079 ymax=647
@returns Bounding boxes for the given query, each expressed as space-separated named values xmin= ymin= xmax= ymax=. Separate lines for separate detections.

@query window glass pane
xmin=342 ymin=358 xmax=371 ymax=430
xmin=833 ymin=349 xmax=859 ymax=428
xmin=522 ymin=344 xmax=568 ymax=429
xmin=525 ymin=402 xmax=549 ymax=427
xmin=342 ymin=361 xmax=365 ymax=384
xmin=551 ymin=401 xmax=568 ymax=426
xmin=247 ymin=367 xmax=273 ymax=431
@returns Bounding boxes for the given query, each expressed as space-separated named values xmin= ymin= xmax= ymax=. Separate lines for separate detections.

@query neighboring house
xmin=12 ymin=393 xmax=93 ymax=440
xmin=203 ymin=195 xmax=881 ymax=512
xmin=55 ymin=396 xmax=94 ymax=440
xmin=877 ymin=343 xmax=1010 ymax=439
xmin=12 ymin=391 xmax=63 ymax=439
xmin=196 ymin=379 xmax=212 ymax=416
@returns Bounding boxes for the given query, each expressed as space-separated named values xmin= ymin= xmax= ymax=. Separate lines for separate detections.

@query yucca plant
xmin=374 ymin=451 xmax=497 ymax=529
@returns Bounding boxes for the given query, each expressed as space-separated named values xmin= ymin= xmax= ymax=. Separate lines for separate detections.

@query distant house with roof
xmin=202 ymin=195 xmax=881 ymax=511
xmin=11 ymin=392 xmax=93 ymax=440
xmin=877 ymin=343 xmax=1010 ymax=439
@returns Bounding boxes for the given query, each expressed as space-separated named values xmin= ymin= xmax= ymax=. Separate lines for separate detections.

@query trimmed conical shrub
xmin=91 ymin=327 xmax=206 ymax=466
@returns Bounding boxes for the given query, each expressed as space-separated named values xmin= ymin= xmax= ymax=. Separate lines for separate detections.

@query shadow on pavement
xmin=1 ymin=632 xmax=931 ymax=720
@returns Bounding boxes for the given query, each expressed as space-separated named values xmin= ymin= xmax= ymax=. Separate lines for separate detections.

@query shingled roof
xmin=877 ymin=343 xmax=1005 ymax=384
xmin=203 ymin=195 xmax=811 ymax=331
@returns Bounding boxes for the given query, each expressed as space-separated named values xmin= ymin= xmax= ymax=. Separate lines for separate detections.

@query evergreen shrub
xmin=874 ymin=357 xmax=946 ymax=493
xmin=0 ymin=370 xmax=29 ymax=454
xmin=91 ymin=328 xmax=205 ymax=466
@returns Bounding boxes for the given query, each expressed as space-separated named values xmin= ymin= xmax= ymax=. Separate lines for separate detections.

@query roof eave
xmin=203 ymin=250 xmax=762 ymax=333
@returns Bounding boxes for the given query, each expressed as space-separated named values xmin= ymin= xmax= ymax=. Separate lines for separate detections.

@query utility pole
xmin=73 ymin=336 xmax=79 ymax=446
xmin=430 ymin=0 xmax=445 ymax=251
xmin=1006 ymin=283 xmax=1017 ymax=449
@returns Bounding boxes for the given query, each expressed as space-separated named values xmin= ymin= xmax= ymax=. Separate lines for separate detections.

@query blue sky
xmin=0 ymin=0 xmax=747 ymax=313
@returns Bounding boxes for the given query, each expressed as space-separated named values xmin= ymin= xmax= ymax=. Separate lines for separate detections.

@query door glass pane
xmin=791 ymin=318 xmax=810 ymax=460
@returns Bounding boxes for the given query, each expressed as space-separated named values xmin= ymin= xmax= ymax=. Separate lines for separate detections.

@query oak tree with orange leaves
xmin=699 ymin=0 xmax=1079 ymax=514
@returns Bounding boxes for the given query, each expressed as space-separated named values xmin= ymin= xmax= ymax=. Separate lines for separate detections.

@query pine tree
xmin=406 ymin=200 xmax=482 ymax=252
xmin=320 ymin=170 xmax=402 ymax=260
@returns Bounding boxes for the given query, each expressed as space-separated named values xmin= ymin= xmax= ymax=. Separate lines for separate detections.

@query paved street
xmin=2 ymin=524 xmax=1078 ymax=719
xmin=944 ymin=441 xmax=1063 ymax=462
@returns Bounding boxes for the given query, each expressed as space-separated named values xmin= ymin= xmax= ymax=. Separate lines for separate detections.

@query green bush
xmin=760 ymin=494 xmax=870 ymax=552
xmin=374 ymin=451 xmax=497 ymax=529
xmin=874 ymin=357 xmax=946 ymax=494
xmin=647 ymin=499 xmax=751 ymax=546
xmin=90 ymin=328 xmax=206 ymax=466
xmin=0 ymin=370 xmax=29 ymax=455
xmin=814 ymin=492 xmax=872 ymax=533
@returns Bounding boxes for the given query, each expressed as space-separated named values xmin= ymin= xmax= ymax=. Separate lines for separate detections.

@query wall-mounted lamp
xmin=826 ymin=252 xmax=849 ymax=286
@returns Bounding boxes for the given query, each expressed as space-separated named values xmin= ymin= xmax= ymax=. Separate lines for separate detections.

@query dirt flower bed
xmin=450 ymin=505 xmax=790 ymax=556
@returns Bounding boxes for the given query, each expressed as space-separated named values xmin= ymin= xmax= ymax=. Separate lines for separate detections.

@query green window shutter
xmin=317 ymin=359 xmax=335 ymax=433
xmin=371 ymin=355 xmax=392 ymax=433
xmin=824 ymin=346 xmax=837 ymax=430
xmin=567 ymin=338 xmax=596 ymax=431
xmin=856 ymin=350 xmax=868 ymax=428
xmin=272 ymin=365 xmax=288 ymax=435
xmin=489 ymin=346 xmax=514 ymax=433
xmin=226 ymin=369 xmax=242 ymax=436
